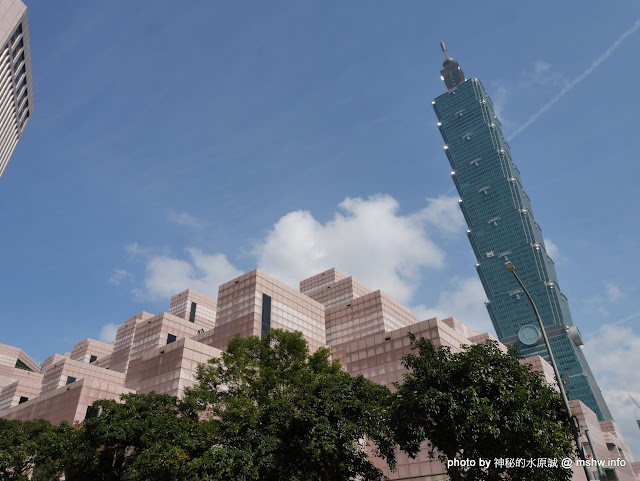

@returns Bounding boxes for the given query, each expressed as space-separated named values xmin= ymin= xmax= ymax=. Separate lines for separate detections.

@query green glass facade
xmin=433 ymin=55 xmax=612 ymax=421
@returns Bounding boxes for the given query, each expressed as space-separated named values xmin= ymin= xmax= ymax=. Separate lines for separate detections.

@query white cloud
xmin=99 ymin=323 xmax=119 ymax=343
xmin=543 ymin=237 xmax=568 ymax=264
xmin=584 ymin=324 xmax=640 ymax=457
xmin=413 ymin=194 xmax=465 ymax=234
xmin=123 ymin=194 xmax=463 ymax=305
xmin=543 ymin=237 xmax=560 ymax=259
xmin=413 ymin=277 xmax=494 ymax=335
xmin=125 ymin=242 xmax=151 ymax=261
xmin=489 ymin=84 xmax=508 ymax=121
xmin=168 ymin=210 xmax=205 ymax=229
xmin=139 ymin=248 xmax=242 ymax=300
xmin=518 ymin=60 xmax=568 ymax=91
xmin=108 ymin=269 xmax=133 ymax=286
xmin=583 ymin=281 xmax=626 ymax=317
xmin=255 ymin=194 xmax=457 ymax=303
xmin=533 ymin=60 xmax=551 ymax=74
xmin=605 ymin=282 xmax=623 ymax=302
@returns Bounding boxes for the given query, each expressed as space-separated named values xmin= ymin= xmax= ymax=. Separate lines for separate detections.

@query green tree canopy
xmin=0 ymin=417 xmax=66 ymax=481
xmin=63 ymin=393 xmax=204 ymax=481
xmin=184 ymin=329 xmax=396 ymax=481
xmin=390 ymin=336 xmax=575 ymax=481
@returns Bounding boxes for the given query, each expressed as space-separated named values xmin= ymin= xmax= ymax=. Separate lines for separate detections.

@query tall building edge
xmin=0 ymin=0 xmax=34 ymax=180
xmin=432 ymin=44 xmax=612 ymax=421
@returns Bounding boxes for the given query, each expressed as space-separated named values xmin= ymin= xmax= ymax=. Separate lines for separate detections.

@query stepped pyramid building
xmin=2 ymin=267 xmax=638 ymax=480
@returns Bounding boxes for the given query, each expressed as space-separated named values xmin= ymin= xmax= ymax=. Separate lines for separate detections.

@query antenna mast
xmin=440 ymin=41 xmax=450 ymax=60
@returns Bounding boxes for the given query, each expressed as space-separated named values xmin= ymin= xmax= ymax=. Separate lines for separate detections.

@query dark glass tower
xmin=432 ymin=43 xmax=612 ymax=421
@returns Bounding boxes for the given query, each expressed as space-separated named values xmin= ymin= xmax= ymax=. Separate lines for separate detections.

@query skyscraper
xmin=0 ymin=0 xmax=33 ymax=181
xmin=433 ymin=43 xmax=612 ymax=421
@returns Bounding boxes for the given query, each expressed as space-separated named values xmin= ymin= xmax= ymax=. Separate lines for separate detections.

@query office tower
xmin=0 ymin=0 xmax=33 ymax=180
xmin=432 ymin=43 xmax=612 ymax=421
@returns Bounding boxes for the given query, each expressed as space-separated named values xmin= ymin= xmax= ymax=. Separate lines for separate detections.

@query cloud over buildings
xmin=136 ymin=249 xmax=242 ymax=301
xmin=124 ymin=194 xmax=466 ymax=307
xmin=584 ymin=324 xmax=640 ymax=457
xmin=255 ymin=194 xmax=462 ymax=303
xmin=99 ymin=323 xmax=119 ymax=343
xmin=413 ymin=277 xmax=493 ymax=335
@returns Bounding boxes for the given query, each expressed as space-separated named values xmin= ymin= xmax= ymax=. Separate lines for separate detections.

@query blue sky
xmin=2 ymin=0 xmax=640 ymax=455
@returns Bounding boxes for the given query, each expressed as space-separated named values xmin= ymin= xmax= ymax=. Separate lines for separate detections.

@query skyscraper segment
xmin=433 ymin=44 xmax=612 ymax=421
xmin=0 ymin=0 xmax=33 ymax=180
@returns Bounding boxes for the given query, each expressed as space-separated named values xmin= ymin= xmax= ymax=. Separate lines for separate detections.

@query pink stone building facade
xmin=1 ymin=269 xmax=637 ymax=481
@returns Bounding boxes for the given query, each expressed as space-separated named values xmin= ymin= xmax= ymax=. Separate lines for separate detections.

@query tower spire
xmin=440 ymin=41 xmax=450 ymax=60
xmin=438 ymin=41 xmax=465 ymax=90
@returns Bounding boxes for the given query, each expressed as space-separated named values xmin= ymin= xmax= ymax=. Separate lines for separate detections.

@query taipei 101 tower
xmin=432 ymin=43 xmax=612 ymax=421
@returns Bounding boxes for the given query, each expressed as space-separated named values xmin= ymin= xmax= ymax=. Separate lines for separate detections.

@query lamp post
xmin=585 ymin=429 xmax=608 ymax=481
xmin=504 ymin=261 xmax=595 ymax=481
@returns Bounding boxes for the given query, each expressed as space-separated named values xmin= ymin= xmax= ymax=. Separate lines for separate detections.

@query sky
xmin=1 ymin=0 xmax=640 ymax=457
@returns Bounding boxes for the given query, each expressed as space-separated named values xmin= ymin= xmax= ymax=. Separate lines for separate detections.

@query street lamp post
xmin=504 ymin=261 xmax=595 ymax=481
xmin=585 ymin=429 xmax=608 ymax=481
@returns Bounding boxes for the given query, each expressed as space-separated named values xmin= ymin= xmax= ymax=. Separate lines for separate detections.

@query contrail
xmin=584 ymin=311 xmax=640 ymax=340
xmin=610 ymin=311 xmax=640 ymax=327
xmin=510 ymin=19 xmax=640 ymax=140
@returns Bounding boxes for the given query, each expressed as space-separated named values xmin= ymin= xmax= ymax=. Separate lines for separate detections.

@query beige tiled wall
xmin=325 ymin=290 xmax=415 ymax=348
xmin=169 ymin=289 xmax=217 ymax=329
xmin=300 ymin=267 xmax=349 ymax=295
xmin=126 ymin=338 xmax=221 ymax=397
xmin=42 ymin=353 xmax=69 ymax=372
xmin=304 ymin=275 xmax=373 ymax=309
xmin=0 ymin=343 xmax=43 ymax=389
xmin=212 ymin=269 xmax=327 ymax=352
xmin=0 ymin=378 xmax=41 ymax=411
xmin=128 ymin=313 xmax=202 ymax=363
xmin=70 ymin=338 xmax=113 ymax=364
xmin=1 ymin=378 xmax=133 ymax=425
xmin=110 ymin=311 xmax=155 ymax=373
xmin=40 ymin=358 xmax=125 ymax=395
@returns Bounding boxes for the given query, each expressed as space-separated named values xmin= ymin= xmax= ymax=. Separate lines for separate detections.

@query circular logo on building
xmin=518 ymin=325 xmax=541 ymax=346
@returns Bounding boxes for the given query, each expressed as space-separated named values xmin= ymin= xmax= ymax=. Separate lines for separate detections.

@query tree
xmin=0 ymin=418 xmax=65 ymax=481
xmin=390 ymin=336 xmax=575 ymax=481
xmin=63 ymin=393 xmax=204 ymax=481
xmin=184 ymin=329 xmax=396 ymax=481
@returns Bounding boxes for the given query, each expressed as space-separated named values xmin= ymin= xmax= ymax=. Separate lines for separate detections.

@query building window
xmin=19 ymin=110 xmax=29 ymax=129
xmin=85 ymin=405 xmax=100 ymax=419
xmin=13 ymin=52 xmax=24 ymax=70
xmin=14 ymin=359 xmax=32 ymax=371
xmin=11 ymin=38 xmax=23 ymax=58
xmin=89 ymin=355 xmax=97 ymax=363
xmin=188 ymin=302 xmax=197 ymax=323
xmin=14 ymin=64 xmax=25 ymax=82
xmin=167 ymin=334 xmax=177 ymax=344
xmin=19 ymin=396 xmax=28 ymax=404
xmin=16 ymin=76 xmax=26 ymax=93
xmin=66 ymin=376 xmax=76 ymax=385
xmin=18 ymin=99 xmax=28 ymax=118
xmin=261 ymin=294 xmax=272 ymax=339
xmin=10 ymin=24 xmax=22 ymax=46
xmin=18 ymin=88 xmax=28 ymax=106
